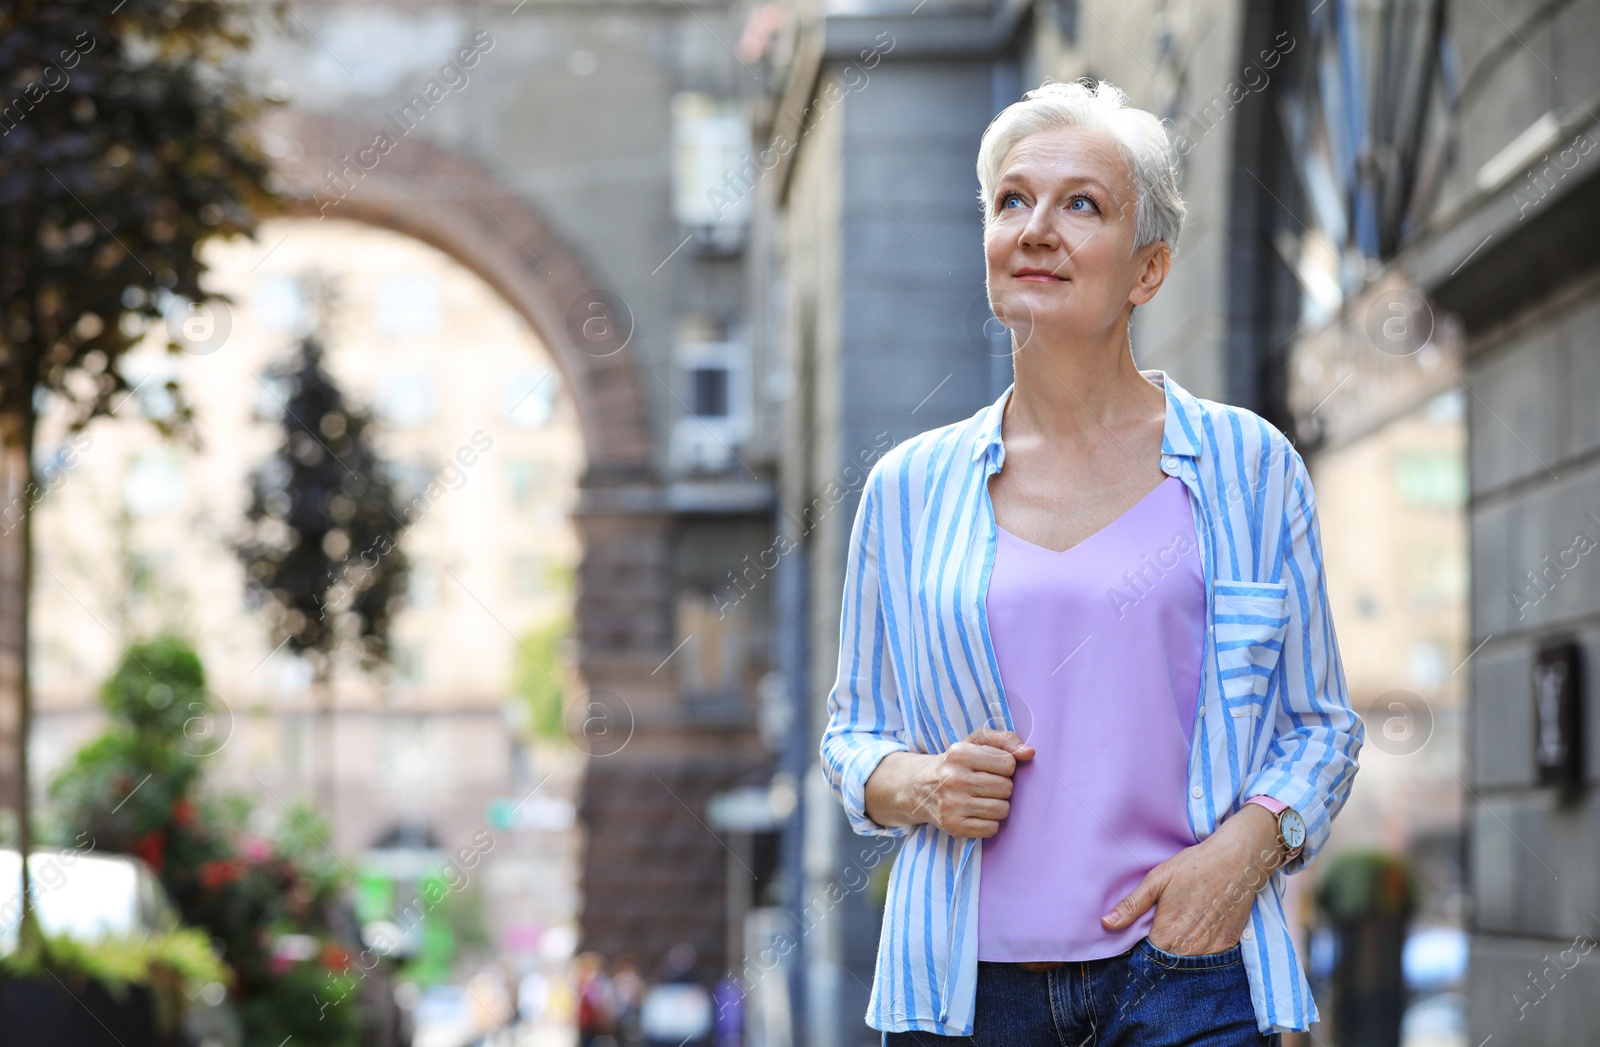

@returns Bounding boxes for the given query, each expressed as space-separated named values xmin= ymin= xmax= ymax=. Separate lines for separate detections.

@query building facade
xmin=750 ymin=0 xmax=1597 ymax=1044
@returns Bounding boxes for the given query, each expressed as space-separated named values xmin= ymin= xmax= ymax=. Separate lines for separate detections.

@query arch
xmin=259 ymin=106 xmax=675 ymax=677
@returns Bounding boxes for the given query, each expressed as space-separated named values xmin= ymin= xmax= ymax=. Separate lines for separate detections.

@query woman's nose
xmin=1019 ymin=210 xmax=1059 ymax=250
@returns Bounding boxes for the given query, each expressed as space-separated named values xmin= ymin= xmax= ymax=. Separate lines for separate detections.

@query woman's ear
xmin=1129 ymin=240 xmax=1172 ymax=307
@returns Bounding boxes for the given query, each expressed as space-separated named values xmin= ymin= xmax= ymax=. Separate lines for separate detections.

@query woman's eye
xmin=1068 ymin=194 xmax=1099 ymax=213
xmin=999 ymin=191 xmax=1023 ymax=209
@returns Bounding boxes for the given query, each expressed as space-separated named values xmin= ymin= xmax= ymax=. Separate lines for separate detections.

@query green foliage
xmin=237 ymin=314 xmax=409 ymax=680
xmin=99 ymin=634 xmax=208 ymax=736
xmin=0 ymin=0 xmax=281 ymax=432
xmin=50 ymin=637 xmax=364 ymax=1046
xmin=511 ymin=613 xmax=571 ymax=740
xmin=1315 ymin=849 xmax=1417 ymax=923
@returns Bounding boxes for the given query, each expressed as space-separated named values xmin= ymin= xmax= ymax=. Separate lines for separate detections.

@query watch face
xmin=1280 ymin=810 xmax=1306 ymax=850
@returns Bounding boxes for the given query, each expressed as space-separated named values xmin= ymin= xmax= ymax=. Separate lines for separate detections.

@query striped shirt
xmin=819 ymin=368 xmax=1364 ymax=1037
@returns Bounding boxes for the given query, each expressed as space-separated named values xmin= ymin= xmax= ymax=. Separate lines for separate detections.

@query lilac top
xmin=976 ymin=474 xmax=1206 ymax=961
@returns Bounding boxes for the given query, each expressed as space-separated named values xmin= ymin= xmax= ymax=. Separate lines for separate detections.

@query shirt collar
xmin=968 ymin=368 xmax=1205 ymax=465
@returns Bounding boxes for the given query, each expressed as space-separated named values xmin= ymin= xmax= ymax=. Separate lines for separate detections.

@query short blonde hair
xmin=976 ymin=78 xmax=1187 ymax=253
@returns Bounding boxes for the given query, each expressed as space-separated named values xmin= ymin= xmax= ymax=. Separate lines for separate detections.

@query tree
xmin=236 ymin=287 xmax=409 ymax=817
xmin=0 ymin=0 xmax=278 ymax=946
xmin=511 ymin=612 xmax=574 ymax=741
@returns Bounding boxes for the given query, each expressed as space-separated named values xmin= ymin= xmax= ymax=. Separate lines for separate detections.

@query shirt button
xmin=1191 ymin=786 xmax=1204 ymax=799
xmin=1242 ymin=927 xmax=1254 ymax=941
xmin=1161 ymin=455 xmax=1179 ymax=473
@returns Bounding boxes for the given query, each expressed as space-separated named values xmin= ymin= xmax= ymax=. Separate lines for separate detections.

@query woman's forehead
xmin=998 ymin=127 xmax=1133 ymax=192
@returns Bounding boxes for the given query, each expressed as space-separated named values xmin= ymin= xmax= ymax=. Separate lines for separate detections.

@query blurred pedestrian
xmin=516 ymin=966 xmax=549 ymax=1027
xmin=610 ymin=953 xmax=645 ymax=1045
xmin=574 ymin=950 xmax=619 ymax=1047
xmin=712 ymin=974 xmax=744 ymax=1047
xmin=639 ymin=943 xmax=712 ymax=1047
xmin=466 ymin=963 xmax=513 ymax=1044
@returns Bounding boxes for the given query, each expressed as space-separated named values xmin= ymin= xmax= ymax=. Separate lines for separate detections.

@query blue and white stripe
xmin=820 ymin=369 xmax=1365 ymax=1037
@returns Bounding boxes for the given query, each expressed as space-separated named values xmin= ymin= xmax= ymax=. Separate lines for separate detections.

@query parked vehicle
xmin=0 ymin=848 xmax=240 ymax=1047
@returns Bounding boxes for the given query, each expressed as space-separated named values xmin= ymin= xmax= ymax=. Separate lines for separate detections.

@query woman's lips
xmin=1014 ymin=272 xmax=1065 ymax=282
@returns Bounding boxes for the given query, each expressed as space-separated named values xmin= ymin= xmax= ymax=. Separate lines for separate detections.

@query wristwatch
xmin=1243 ymin=795 xmax=1305 ymax=865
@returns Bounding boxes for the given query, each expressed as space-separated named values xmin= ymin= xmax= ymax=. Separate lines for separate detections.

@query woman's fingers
xmin=963 ymin=726 xmax=1034 ymax=758
xmin=966 ymin=770 xmax=1014 ymax=799
xmin=948 ymin=740 xmax=1021 ymax=777
xmin=1103 ymin=865 xmax=1165 ymax=928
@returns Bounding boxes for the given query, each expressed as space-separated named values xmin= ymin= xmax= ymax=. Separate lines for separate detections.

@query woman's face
xmin=983 ymin=126 xmax=1168 ymax=349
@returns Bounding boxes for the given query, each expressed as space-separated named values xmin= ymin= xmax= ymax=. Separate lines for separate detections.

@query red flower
xmin=319 ymin=943 xmax=351 ymax=972
xmin=171 ymin=799 xmax=197 ymax=827
xmin=199 ymin=859 xmax=242 ymax=889
xmin=133 ymin=830 xmax=166 ymax=873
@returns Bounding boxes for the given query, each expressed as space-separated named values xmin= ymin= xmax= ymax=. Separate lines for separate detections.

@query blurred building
xmin=31 ymin=217 xmax=589 ymax=979
xmin=750 ymin=1 xmax=1596 ymax=1046
xmin=29 ymin=0 xmax=800 ymax=994
xmin=236 ymin=0 xmax=793 ymax=989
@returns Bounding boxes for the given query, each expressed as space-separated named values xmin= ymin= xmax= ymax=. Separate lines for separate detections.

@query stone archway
xmin=260 ymin=110 xmax=759 ymax=977
xmin=260 ymin=108 xmax=674 ymax=705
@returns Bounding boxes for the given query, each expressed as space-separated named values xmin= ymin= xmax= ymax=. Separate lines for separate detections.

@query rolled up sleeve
xmin=1243 ymin=446 xmax=1365 ymax=875
xmin=820 ymin=473 xmax=912 ymax=838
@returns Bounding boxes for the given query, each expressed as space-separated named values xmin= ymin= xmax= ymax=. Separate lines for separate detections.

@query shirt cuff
xmin=1243 ymin=794 xmax=1288 ymax=816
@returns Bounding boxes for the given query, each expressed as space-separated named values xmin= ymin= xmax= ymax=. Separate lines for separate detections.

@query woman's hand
xmin=863 ymin=727 xmax=1035 ymax=837
xmin=1099 ymin=802 xmax=1284 ymax=954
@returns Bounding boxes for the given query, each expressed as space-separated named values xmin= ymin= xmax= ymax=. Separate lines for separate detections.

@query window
xmin=1395 ymin=452 xmax=1466 ymax=508
xmin=505 ymin=458 xmax=546 ymax=508
xmin=393 ymin=644 xmax=425 ymax=683
xmin=407 ymin=557 xmax=439 ymax=608
xmin=119 ymin=358 xmax=179 ymax=422
xmin=511 ymin=554 xmax=547 ymax=599
xmin=668 ymin=339 xmax=749 ymax=474
xmin=254 ymin=277 xmax=303 ymax=333
xmin=671 ymin=92 xmax=752 ymax=252
xmin=375 ymin=274 xmax=442 ymax=337
xmin=505 ymin=369 xmax=558 ymax=428
xmin=386 ymin=458 xmax=436 ymax=514
xmin=691 ymin=366 xmax=729 ymax=417
xmin=124 ymin=453 xmax=187 ymax=516
xmin=377 ymin=370 xmax=434 ymax=428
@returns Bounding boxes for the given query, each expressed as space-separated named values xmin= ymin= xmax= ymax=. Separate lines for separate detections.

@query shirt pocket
xmin=1212 ymin=580 xmax=1291 ymax=717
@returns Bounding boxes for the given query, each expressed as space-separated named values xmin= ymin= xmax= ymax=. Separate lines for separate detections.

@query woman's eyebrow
xmin=995 ymin=170 xmax=1117 ymax=200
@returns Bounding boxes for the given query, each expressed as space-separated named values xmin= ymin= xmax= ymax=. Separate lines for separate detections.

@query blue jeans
xmin=882 ymin=936 xmax=1282 ymax=1047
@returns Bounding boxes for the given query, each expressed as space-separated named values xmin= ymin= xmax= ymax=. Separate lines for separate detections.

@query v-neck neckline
xmin=995 ymin=474 xmax=1175 ymax=557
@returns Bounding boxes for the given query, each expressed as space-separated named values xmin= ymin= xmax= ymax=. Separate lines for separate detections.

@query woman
xmin=820 ymin=79 xmax=1364 ymax=1046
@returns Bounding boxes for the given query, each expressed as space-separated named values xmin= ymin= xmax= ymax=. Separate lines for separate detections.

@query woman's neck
xmin=1003 ymin=329 xmax=1163 ymax=451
